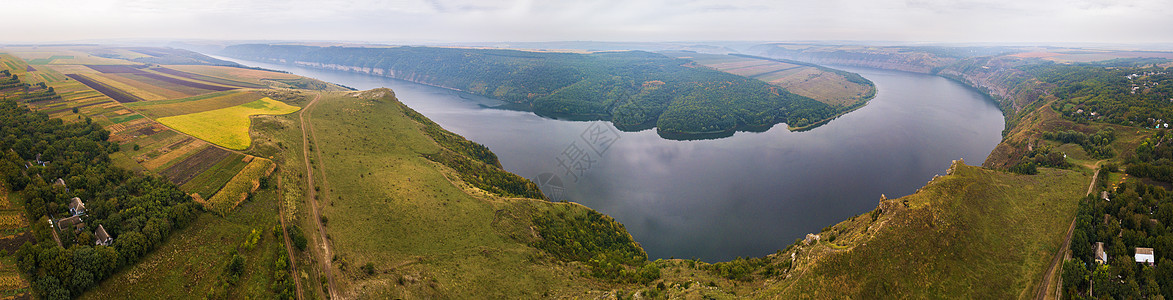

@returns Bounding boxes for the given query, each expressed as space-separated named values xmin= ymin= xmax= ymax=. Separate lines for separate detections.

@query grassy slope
xmin=765 ymin=163 xmax=1087 ymax=299
xmin=283 ymin=91 xmax=621 ymax=298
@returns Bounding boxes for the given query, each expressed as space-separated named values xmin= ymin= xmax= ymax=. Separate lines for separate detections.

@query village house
xmin=1135 ymin=247 xmax=1156 ymax=266
xmin=94 ymin=225 xmax=112 ymax=246
xmin=56 ymin=215 xmax=84 ymax=232
xmin=1095 ymin=242 xmax=1108 ymax=264
xmin=68 ymin=197 xmax=85 ymax=216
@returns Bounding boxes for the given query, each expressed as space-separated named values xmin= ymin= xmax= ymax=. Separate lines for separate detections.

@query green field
xmin=180 ymin=152 xmax=250 ymax=198
xmin=157 ymin=98 xmax=300 ymax=150
xmin=765 ymin=164 xmax=1089 ymax=298
xmin=128 ymin=90 xmax=265 ymax=118
xmin=109 ymin=113 xmax=144 ymax=124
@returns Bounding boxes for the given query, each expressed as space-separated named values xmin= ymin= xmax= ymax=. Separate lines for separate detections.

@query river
xmin=212 ymin=55 xmax=1005 ymax=262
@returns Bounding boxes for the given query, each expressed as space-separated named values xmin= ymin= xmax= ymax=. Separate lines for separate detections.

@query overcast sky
xmin=6 ymin=0 xmax=1172 ymax=44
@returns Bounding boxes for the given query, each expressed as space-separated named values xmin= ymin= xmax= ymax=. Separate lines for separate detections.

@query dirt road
xmin=298 ymin=92 xmax=338 ymax=299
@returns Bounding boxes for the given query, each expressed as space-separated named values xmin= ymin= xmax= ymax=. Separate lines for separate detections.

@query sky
xmin=5 ymin=0 xmax=1173 ymax=45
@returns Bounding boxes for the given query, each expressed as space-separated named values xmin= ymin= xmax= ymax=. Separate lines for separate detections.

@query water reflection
xmin=212 ymin=55 xmax=1004 ymax=262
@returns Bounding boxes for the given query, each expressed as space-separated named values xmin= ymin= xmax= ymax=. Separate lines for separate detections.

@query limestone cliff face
xmin=935 ymin=56 xmax=1047 ymax=114
xmin=287 ymin=60 xmax=464 ymax=93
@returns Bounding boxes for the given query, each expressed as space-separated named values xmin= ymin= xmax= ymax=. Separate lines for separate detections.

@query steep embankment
xmin=764 ymin=162 xmax=1088 ymax=299
xmin=935 ymin=56 xmax=1049 ymax=119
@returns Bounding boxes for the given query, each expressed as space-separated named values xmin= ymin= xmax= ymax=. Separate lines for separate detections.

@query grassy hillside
xmin=767 ymin=163 xmax=1088 ymax=298
xmin=246 ymin=89 xmax=653 ymax=298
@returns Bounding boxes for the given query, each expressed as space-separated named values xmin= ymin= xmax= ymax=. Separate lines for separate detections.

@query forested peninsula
xmin=220 ymin=45 xmax=859 ymax=139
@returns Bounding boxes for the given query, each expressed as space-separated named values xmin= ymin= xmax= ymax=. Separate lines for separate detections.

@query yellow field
xmin=157 ymin=98 xmax=300 ymax=150
xmin=0 ymin=212 xmax=23 ymax=229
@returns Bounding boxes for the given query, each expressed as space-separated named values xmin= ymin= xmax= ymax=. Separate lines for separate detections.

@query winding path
xmin=298 ymin=92 xmax=338 ymax=299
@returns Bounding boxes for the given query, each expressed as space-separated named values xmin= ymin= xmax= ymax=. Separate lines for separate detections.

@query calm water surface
xmin=214 ymin=55 xmax=1004 ymax=262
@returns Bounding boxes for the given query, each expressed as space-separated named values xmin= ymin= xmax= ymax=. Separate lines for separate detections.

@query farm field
xmin=152 ymin=67 xmax=268 ymax=89
xmin=126 ymin=90 xmax=265 ymax=118
xmin=177 ymin=151 xmax=249 ymax=199
xmin=157 ymin=97 xmax=301 ymax=150
xmin=0 ymin=188 xmax=32 ymax=299
xmin=664 ymin=51 xmax=875 ymax=106
xmin=203 ymin=157 xmax=275 ymax=214
xmin=166 ymin=65 xmax=302 ymax=85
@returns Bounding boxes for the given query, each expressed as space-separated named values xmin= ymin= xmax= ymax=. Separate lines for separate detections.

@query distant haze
xmin=6 ymin=0 xmax=1173 ymax=45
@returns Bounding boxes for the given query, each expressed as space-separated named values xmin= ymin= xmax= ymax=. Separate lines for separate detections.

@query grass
xmin=765 ymin=163 xmax=1089 ymax=299
xmin=128 ymin=90 xmax=264 ymax=118
xmin=157 ymin=98 xmax=300 ymax=150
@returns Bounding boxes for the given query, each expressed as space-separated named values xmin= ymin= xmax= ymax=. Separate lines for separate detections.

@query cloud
xmin=3 ymin=0 xmax=1171 ymax=44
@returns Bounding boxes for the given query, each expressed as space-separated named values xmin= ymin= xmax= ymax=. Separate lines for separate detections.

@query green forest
xmin=221 ymin=45 xmax=846 ymax=139
xmin=1063 ymin=130 xmax=1173 ymax=299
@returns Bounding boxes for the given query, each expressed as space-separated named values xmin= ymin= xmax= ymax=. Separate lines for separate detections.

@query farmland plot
xmin=157 ymin=98 xmax=300 ymax=150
